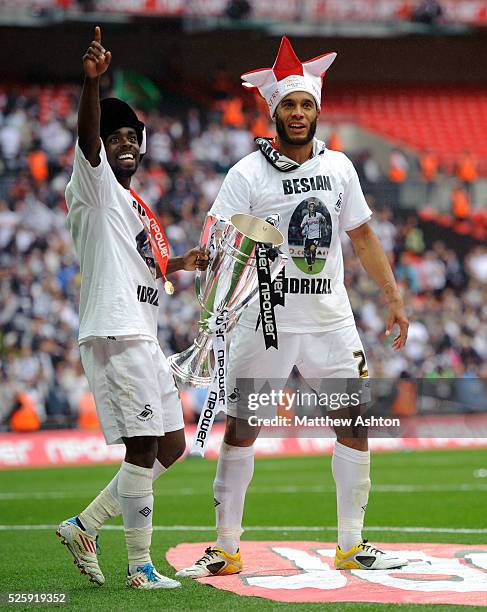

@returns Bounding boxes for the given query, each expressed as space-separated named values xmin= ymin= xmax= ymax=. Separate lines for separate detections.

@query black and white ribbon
xmin=255 ymin=137 xmax=325 ymax=173
xmin=190 ymin=310 xmax=228 ymax=457
xmin=255 ymin=243 xmax=279 ymax=350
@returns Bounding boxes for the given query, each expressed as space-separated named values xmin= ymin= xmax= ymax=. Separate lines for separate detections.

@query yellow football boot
xmin=175 ymin=546 xmax=242 ymax=578
xmin=335 ymin=540 xmax=408 ymax=570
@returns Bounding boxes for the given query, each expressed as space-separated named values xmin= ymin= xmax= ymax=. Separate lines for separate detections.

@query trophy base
xmin=167 ymin=329 xmax=213 ymax=388
xmin=167 ymin=354 xmax=212 ymax=388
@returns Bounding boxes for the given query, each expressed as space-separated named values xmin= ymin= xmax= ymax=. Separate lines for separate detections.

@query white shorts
xmin=226 ymin=323 xmax=368 ymax=417
xmin=80 ymin=337 xmax=183 ymax=445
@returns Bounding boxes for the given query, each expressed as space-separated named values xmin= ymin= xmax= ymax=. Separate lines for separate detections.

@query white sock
xmin=125 ymin=527 xmax=152 ymax=574
xmin=107 ymin=458 xmax=166 ymax=501
xmin=214 ymin=443 xmax=254 ymax=555
xmin=78 ymin=459 xmax=167 ymax=536
xmin=332 ymin=441 xmax=371 ymax=552
xmin=78 ymin=487 xmax=120 ymax=536
xmin=118 ymin=461 xmax=154 ymax=571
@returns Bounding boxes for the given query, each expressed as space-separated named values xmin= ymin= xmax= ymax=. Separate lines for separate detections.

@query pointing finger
xmin=94 ymin=25 xmax=101 ymax=43
xmin=91 ymin=41 xmax=106 ymax=53
xmin=84 ymin=51 xmax=98 ymax=62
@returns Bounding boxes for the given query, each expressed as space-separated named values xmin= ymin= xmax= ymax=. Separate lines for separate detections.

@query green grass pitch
xmin=0 ymin=448 xmax=486 ymax=611
xmin=290 ymin=256 xmax=325 ymax=275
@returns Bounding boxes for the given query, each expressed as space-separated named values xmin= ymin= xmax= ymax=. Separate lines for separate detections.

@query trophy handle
xmin=195 ymin=214 xmax=227 ymax=312
xmin=271 ymin=250 xmax=288 ymax=281
xmin=195 ymin=270 xmax=204 ymax=309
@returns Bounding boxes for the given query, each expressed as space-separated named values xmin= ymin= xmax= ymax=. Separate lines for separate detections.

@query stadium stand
xmin=1 ymin=83 xmax=486 ymax=431
xmin=3 ymin=0 xmax=486 ymax=25
xmin=326 ymin=86 xmax=487 ymax=175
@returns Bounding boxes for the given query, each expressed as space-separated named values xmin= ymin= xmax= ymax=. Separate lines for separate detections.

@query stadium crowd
xmin=1 ymin=84 xmax=486 ymax=430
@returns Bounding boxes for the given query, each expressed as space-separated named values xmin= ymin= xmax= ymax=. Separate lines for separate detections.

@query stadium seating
xmin=419 ymin=206 xmax=487 ymax=241
xmin=326 ymin=86 xmax=487 ymax=175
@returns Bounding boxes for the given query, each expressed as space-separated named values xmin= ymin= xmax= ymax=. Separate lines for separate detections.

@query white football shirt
xmin=301 ymin=212 xmax=326 ymax=240
xmin=210 ymin=138 xmax=372 ymax=333
xmin=65 ymin=140 xmax=160 ymax=343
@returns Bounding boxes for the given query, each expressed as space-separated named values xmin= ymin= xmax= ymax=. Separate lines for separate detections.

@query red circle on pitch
xmin=167 ymin=541 xmax=487 ymax=604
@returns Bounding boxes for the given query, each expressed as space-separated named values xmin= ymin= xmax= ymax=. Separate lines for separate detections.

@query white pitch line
xmin=248 ymin=484 xmax=487 ymax=494
xmin=0 ymin=524 xmax=487 ymax=534
xmin=1 ymin=482 xmax=487 ymax=501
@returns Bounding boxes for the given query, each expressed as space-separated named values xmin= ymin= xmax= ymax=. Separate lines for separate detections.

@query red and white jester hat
xmin=241 ymin=36 xmax=337 ymax=117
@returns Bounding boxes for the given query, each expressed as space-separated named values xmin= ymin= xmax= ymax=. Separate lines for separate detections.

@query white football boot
xmin=126 ymin=563 xmax=181 ymax=589
xmin=56 ymin=516 xmax=104 ymax=585
xmin=335 ymin=540 xmax=408 ymax=570
xmin=175 ymin=546 xmax=242 ymax=578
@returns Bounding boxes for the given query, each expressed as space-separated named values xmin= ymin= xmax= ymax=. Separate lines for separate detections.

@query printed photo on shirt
xmin=288 ymin=197 xmax=332 ymax=275
xmin=135 ymin=228 xmax=157 ymax=278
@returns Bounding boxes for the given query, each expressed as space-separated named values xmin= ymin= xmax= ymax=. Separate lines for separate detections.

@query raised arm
xmin=347 ymin=221 xmax=409 ymax=350
xmin=78 ymin=26 xmax=112 ymax=166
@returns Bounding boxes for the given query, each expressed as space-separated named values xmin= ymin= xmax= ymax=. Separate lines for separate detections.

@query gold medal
xmin=164 ymin=280 xmax=175 ymax=295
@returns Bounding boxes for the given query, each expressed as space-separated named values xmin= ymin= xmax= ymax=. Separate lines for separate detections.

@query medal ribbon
xmin=130 ymin=188 xmax=171 ymax=281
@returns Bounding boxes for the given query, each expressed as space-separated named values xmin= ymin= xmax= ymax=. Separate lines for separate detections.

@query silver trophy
xmin=168 ymin=212 xmax=287 ymax=387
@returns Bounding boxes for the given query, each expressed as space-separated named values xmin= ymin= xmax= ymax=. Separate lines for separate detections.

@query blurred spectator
xmin=327 ymin=129 xmax=343 ymax=152
xmin=403 ymin=314 xmax=429 ymax=363
xmin=390 ymin=372 xmax=418 ymax=416
xmin=455 ymin=150 xmax=478 ymax=198
xmin=389 ymin=148 xmax=409 ymax=183
xmin=225 ymin=0 xmax=251 ymax=20
xmin=451 ymin=182 xmax=470 ymax=220
xmin=362 ymin=151 xmax=381 ymax=185
xmin=44 ymin=362 xmax=73 ymax=429
xmin=419 ymin=149 xmax=439 ymax=202
xmin=400 ymin=217 xmax=426 ymax=255
xmin=466 ymin=246 xmax=487 ymax=283
xmin=8 ymin=392 xmax=41 ymax=432
xmin=355 ymin=151 xmax=381 ymax=193
xmin=0 ymin=114 xmax=22 ymax=170
xmin=371 ymin=208 xmax=396 ymax=262
xmin=27 ymin=144 xmax=49 ymax=183
xmin=388 ymin=148 xmax=409 ymax=206
xmin=443 ymin=249 xmax=465 ymax=288
xmin=39 ymin=117 xmax=71 ymax=159
xmin=396 ymin=2 xmax=413 ymax=20
xmin=77 ymin=0 xmax=96 ymax=11
xmin=249 ymin=111 xmax=273 ymax=138
xmin=411 ymin=0 xmax=444 ymax=25
xmin=420 ymin=250 xmax=447 ymax=292
xmin=395 ymin=252 xmax=420 ymax=293
xmin=221 ymin=97 xmax=245 ymax=128
xmin=212 ymin=69 xmax=234 ymax=101
xmin=78 ymin=392 xmax=100 ymax=430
